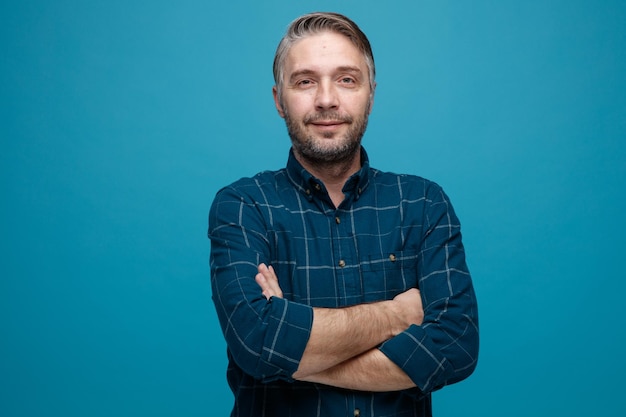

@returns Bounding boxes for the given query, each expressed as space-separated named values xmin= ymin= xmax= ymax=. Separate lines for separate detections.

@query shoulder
xmin=368 ymin=167 xmax=444 ymax=197
xmin=214 ymin=168 xmax=288 ymax=201
xmin=208 ymin=169 xmax=289 ymax=229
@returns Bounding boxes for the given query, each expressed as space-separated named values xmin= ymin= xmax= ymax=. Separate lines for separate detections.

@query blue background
xmin=2 ymin=1 xmax=625 ymax=416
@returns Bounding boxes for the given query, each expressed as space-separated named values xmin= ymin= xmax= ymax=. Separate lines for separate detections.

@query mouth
xmin=304 ymin=113 xmax=352 ymax=134
xmin=305 ymin=112 xmax=352 ymax=126
xmin=311 ymin=120 xmax=344 ymax=126
xmin=309 ymin=121 xmax=345 ymax=134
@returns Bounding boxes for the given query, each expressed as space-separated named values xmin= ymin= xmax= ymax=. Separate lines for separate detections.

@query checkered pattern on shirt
xmin=209 ymin=149 xmax=478 ymax=417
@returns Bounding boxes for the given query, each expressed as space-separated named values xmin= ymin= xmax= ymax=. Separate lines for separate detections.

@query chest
xmin=265 ymin=197 xmax=426 ymax=307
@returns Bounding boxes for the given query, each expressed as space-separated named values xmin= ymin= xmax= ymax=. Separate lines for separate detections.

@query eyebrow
xmin=288 ymin=69 xmax=316 ymax=83
xmin=288 ymin=66 xmax=364 ymax=83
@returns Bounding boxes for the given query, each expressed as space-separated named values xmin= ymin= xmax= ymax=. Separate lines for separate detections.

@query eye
xmin=296 ymin=79 xmax=314 ymax=87
xmin=338 ymin=76 xmax=359 ymax=87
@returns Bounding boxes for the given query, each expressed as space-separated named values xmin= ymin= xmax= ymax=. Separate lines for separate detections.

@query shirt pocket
xmin=359 ymin=250 xmax=419 ymax=302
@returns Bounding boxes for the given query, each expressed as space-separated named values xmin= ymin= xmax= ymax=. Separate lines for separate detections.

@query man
xmin=208 ymin=12 xmax=478 ymax=416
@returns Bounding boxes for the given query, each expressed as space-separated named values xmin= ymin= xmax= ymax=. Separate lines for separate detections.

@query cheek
xmin=283 ymin=97 xmax=311 ymax=118
xmin=343 ymin=91 xmax=372 ymax=112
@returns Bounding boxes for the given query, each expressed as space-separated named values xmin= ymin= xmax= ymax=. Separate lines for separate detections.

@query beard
xmin=283 ymin=106 xmax=370 ymax=166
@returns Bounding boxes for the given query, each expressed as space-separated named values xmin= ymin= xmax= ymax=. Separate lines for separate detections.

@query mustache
xmin=304 ymin=111 xmax=353 ymax=124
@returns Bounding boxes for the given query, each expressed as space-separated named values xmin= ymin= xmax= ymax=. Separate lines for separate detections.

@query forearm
xmin=256 ymin=264 xmax=423 ymax=379
xmin=292 ymin=301 xmax=398 ymax=379
xmin=298 ymin=348 xmax=415 ymax=392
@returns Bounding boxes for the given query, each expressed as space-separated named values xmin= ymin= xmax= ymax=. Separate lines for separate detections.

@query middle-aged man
xmin=208 ymin=11 xmax=479 ymax=417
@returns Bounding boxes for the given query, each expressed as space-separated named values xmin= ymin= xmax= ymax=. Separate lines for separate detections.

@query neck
xmin=294 ymin=147 xmax=362 ymax=207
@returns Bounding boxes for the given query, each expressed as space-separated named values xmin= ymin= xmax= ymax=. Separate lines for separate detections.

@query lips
xmin=304 ymin=112 xmax=353 ymax=126
xmin=311 ymin=120 xmax=344 ymax=126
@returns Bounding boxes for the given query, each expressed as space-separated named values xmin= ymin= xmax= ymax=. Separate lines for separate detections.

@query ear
xmin=272 ymin=86 xmax=286 ymax=118
xmin=368 ymin=81 xmax=377 ymax=114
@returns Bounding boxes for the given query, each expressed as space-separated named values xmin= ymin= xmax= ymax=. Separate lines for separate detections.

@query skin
xmin=257 ymin=31 xmax=424 ymax=391
xmin=256 ymin=264 xmax=421 ymax=391
xmin=273 ymin=31 xmax=374 ymax=207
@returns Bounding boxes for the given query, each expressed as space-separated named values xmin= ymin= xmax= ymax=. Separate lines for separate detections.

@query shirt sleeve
xmin=379 ymin=182 xmax=479 ymax=394
xmin=208 ymin=184 xmax=313 ymax=383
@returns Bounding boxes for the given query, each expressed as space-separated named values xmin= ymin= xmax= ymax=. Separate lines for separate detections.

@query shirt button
xmin=335 ymin=216 xmax=341 ymax=224
xmin=354 ymin=409 xmax=360 ymax=417
xmin=338 ymin=260 xmax=346 ymax=268
xmin=389 ymin=253 xmax=397 ymax=262
xmin=305 ymin=189 xmax=311 ymax=195
xmin=314 ymin=183 xmax=321 ymax=191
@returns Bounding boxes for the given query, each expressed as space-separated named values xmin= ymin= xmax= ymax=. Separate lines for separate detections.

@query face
xmin=273 ymin=31 xmax=374 ymax=166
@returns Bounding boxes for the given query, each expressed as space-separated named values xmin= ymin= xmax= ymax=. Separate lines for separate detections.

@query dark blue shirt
xmin=208 ymin=148 xmax=478 ymax=417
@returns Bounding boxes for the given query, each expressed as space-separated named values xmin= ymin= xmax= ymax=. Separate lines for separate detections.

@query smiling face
xmin=273 ymin=31 xmax=375 ymax=167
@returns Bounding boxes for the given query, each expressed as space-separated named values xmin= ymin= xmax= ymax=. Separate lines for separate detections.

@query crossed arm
xmin=255 ymin=263 xmax=423 ymax=391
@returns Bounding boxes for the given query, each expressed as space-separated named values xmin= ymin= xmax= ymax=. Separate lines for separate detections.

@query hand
xmin=390 ymin=288 xmax=424 ymax=334
xmin=255 ymin=263 xmax=283 ymax=299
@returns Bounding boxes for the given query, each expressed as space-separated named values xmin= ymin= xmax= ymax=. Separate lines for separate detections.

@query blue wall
xmin=2 ymin=1 xmax=625 ymax=415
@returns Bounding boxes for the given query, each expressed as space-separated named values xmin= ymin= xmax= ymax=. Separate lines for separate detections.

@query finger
xmin=256 ymin=273 xmax=277 ymax=300
xmin=263 ymin=265 xmax=283 ymax=298
xmin=257 ymin=263 xmax=283 ymax=298
xmin=255 ymin=270 xmax=267 ymax=288
xmin=255 ymin=264 xmax=273 ymax=298
xmin=257 ymin=263 xmax=274 ymax=280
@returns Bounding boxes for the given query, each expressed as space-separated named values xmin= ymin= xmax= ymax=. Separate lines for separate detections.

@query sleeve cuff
xmin=379 ymin=325 xmax=452 ymax=392
xmin=260 ymin=296 xmax=313 ymax=382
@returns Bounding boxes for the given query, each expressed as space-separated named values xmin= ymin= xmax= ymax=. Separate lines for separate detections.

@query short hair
xmin=273 ymin=12 xmax=376 ymax=98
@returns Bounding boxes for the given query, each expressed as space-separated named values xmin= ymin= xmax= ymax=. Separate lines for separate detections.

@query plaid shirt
xmin=208 ymin=148 xmax=478 ymax=417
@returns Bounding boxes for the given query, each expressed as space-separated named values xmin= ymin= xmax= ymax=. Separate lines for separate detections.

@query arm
xmin=209 ymin=186 xmax=314 ymax=382
xmin=297 ymin=185 xmax=479 ymax=394
xmin=210 ymin=185 xmax=423 ymax=384
xmin=256 ymin=264 xmax=423 ymax=381
xmin=377 ymin=183 xmax=479 ymax=394
xmin=301 ymin=348 xmax=415 ymax=391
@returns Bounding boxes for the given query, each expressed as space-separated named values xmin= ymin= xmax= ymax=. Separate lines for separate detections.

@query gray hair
xmin=273 ymin=12 xmax=376 ymax=99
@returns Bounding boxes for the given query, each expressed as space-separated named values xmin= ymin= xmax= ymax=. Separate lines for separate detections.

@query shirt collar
xmin=285 ymin=147 xmax=371 ymax=202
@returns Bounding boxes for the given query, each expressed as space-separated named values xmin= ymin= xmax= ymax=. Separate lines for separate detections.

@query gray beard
xmin=284 ymin=109 xmax=370 ymax=167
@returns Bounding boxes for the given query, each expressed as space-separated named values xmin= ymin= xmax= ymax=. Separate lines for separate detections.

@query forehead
xmin=284 ymin=31 xmax=367 ymax=74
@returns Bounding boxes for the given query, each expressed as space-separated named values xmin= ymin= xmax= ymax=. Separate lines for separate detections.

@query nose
xmin=314 ymin=80 xmax=339 ymax=110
